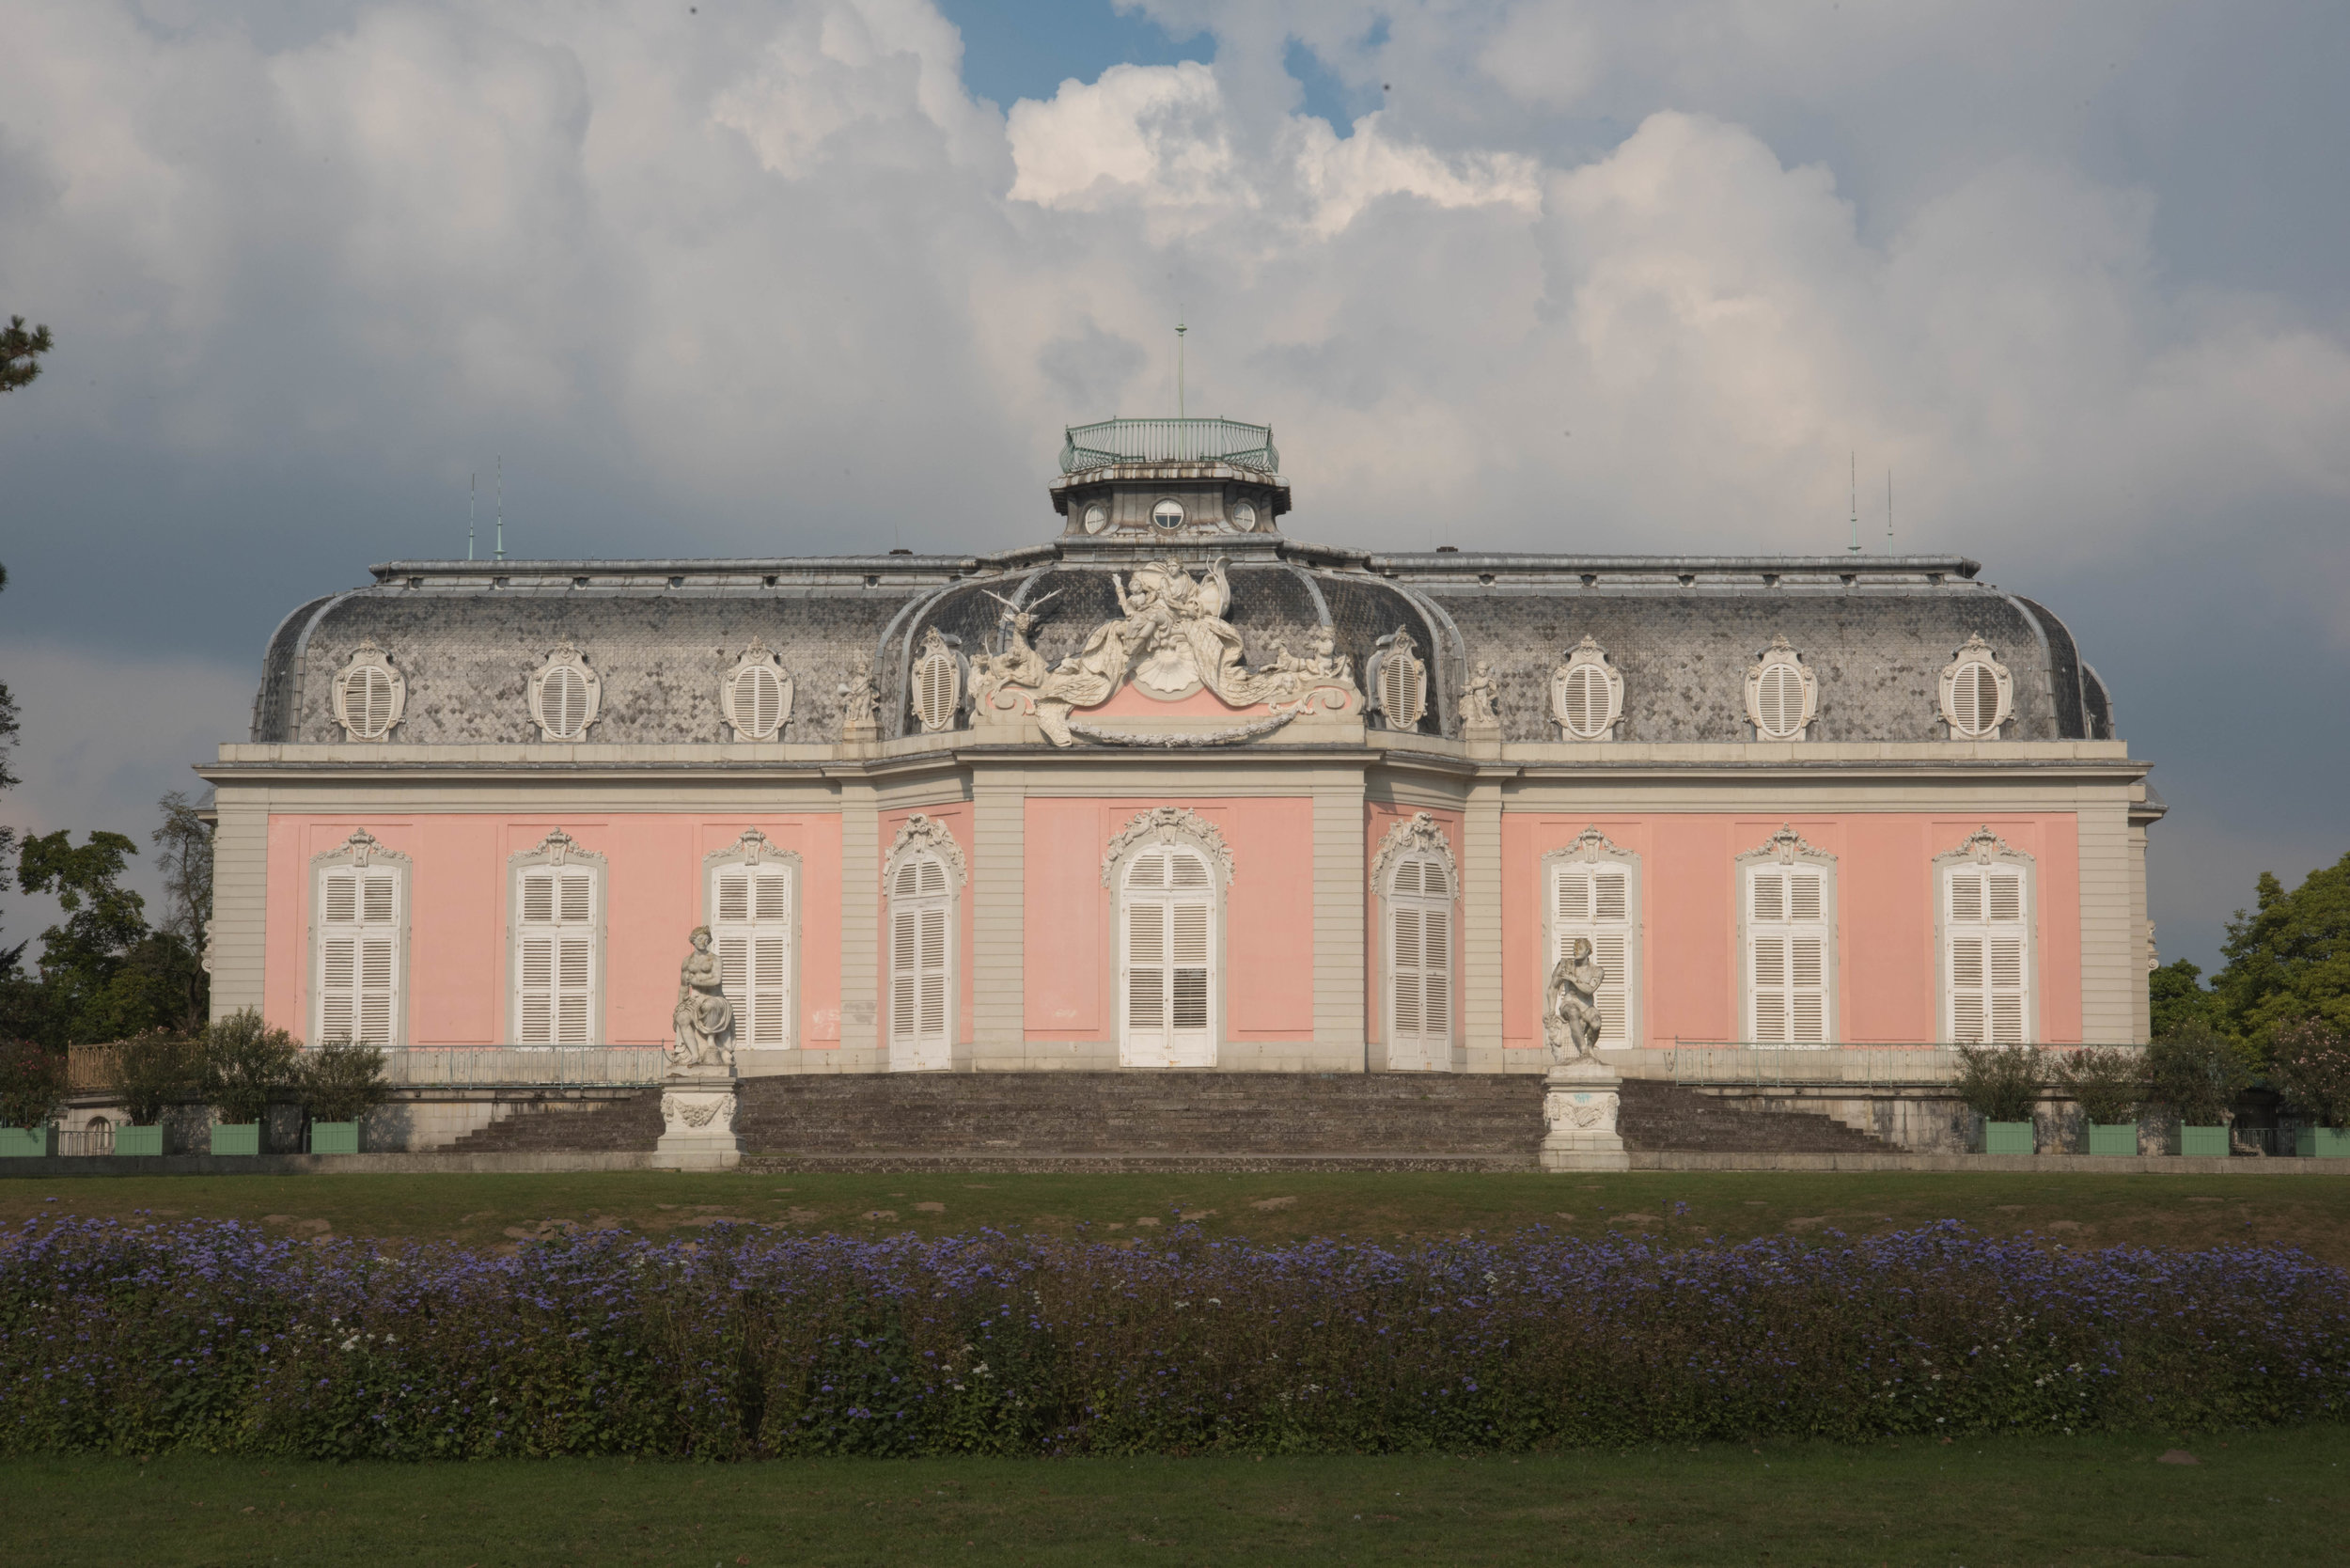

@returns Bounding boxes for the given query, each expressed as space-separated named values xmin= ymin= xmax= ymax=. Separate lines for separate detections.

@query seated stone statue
xmin=1543 ymin=937 xmax=1606 ymax=1063
xmin=669 ymin=926 xmax=735 ymax=1070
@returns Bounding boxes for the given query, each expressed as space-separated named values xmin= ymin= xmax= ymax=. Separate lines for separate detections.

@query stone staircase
xmin=438 ymin=1073 xmax=1901 ymax=1165
xmin=1616 ymin=1080 xmax=1899 ymax=1155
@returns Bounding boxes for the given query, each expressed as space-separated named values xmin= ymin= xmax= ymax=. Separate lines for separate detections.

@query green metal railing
xmin=1060 ymin=417 xmax=1278 ymax=474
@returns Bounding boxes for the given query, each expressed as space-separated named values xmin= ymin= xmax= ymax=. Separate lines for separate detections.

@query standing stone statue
xmin=1543 ymin=937 xmax=1606 ymax=1062
xmin=1461 ymin=660 xmax=1501 ymax=731
xmin=838 ymin=660 xmax=880 ymax=742
xmin=669 ymin=925 xmax=735 ymax=1070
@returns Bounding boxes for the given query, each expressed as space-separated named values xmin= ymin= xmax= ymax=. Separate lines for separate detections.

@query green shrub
xmin=2055 ymin=1046 xmax=2148 ymax=1126
xmin=2269 ymin=1017 xmax=2350 ymax=1130
xmin=105 ymin=1029 xmax=198 ymax=1126
xmin=199 ymin=1009 xmax=298 ymax=1128
xmin=2147 ymin=1022 xmax=2249 ymax=1127
xmin=1954 ymin=1044 xmax=2042 ymax=1123
xmin=296 ymin=1038 xmax=390 ymax=1125
xmin=0 ymin=1039 xmax=65 ymax=1130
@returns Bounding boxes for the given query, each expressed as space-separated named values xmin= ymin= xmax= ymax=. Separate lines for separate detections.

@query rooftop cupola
xmin=1048 ymin=417 xmax=1292 ymax=541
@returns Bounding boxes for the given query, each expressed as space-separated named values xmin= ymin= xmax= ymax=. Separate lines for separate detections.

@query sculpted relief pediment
xmin=964 ymin=557 xmax=1361 ymax=747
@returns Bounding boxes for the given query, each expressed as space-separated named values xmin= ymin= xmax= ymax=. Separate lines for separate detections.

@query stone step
xmin=1616 ymin=1080 xmax=1899 ymax=1155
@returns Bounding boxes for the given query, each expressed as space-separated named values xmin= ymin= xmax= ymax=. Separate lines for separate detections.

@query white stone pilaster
xmin=970 ymin=768 xmax=1026 ymax=1064
xmin=1311 ymin=765 xmax=1368 ymax=1068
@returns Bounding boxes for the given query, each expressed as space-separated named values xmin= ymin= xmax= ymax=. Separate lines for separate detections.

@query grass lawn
xmin=4 ymin=1168 xmax=2349 ymax=1262
xmin=5 ymin=1430 xmax=2343 ymax=1566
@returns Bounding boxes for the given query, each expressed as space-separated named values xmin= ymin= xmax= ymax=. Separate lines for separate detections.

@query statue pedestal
xmin=656 ymin=1065 xmax=743 ymax=1170
xmin=1539 ymin=1058 xmax=1629 ymax=1172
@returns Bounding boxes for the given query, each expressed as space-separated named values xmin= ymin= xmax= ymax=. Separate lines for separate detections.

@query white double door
xmin=1120 ymin=848 xmax=1217 ymax=1068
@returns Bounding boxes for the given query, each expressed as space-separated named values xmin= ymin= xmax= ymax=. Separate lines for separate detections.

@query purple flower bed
xmin=5 ymin=1217 xmax=2345 ymax=1459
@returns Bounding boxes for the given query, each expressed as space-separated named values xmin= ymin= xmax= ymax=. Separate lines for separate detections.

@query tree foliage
xmin=2145 ymin=1021 xmax=2250 ymax=1127
xmin=200 ymin=1009 xmax=299 ymax=1130
xmin=2213 ymin=855 xmax=2350 ymax=1056
xmin=2267 ymin=1018 xmax=2350 ymax=1131
xmin=106 ymin=1029 xmax=200 ymax=1127
xmin=1953 ymin=1044 xmax=2042 ymax=1123
xmin=2054 ymin=1046 xmax=2146 ymax=1126
xmin=297 ymin=1038 xmax=390 ymax=1125
xmin=0 ymin=317 xmax=52 ymax=395
xmin=0 ymin=1038 xmax=63 ymax=1130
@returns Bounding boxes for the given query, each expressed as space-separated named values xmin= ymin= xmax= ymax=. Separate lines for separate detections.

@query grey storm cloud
xmin=0 ymin=0 xmax=2344 ymax=969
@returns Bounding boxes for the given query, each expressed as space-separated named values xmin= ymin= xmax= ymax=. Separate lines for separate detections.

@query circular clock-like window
xmin=1082 ymin=503 xmax=1109 ymax=535
xmin=1151 ymin=498 xmax=1185 ymax=530
xmin=1230 ymin=499 xmax=1258 ymax=531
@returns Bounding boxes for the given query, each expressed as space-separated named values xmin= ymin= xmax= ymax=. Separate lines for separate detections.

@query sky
xmin=0 ymin=0 xmax=2345 ymax=982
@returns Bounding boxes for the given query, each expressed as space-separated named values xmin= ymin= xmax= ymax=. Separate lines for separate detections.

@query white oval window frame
xmin=722 ymin=638 xmax=794 ymax=742
xmin=332 ymin=642 xmax=406 ymax=743
xmin=529 ymin=645 xmax=603 ymax=742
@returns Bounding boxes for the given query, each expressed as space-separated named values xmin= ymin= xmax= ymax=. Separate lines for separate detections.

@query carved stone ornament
xmin=1558 ymin=825 xmax=1632 ymax=866
xmin=528 ymin=644 xmax=603 ymax=742
xmin=884 ymin=813 xmax=968 ymax=888
xmin=1371 ymin=813 xmax=1458 ymax=896
xmin=718 ymin=827 xmax=776 ymax=866
xmin=1365 ymin=628 xmax=1428 ymax=731
xmin=1937 ymin=633 xmax=2013 ymax=740
xmin=966 ymin=557 xmax=1359 ymax=746
xmin=531 ymin=828 xmax=577 ymax=866
xmin=1544 ymin=936 xmax=1606 ymax=1063
xmin=1459 ymin=661 xmax=1501 ymax=732
xmin=331 ymin=642 xmax=405 ymax=743
xmin=1550 ymin=636 xmax=1622 ymax=742
xmin=722 ymin=637 xmax=794 ymax=742
xmin=838 ymin=657 xmax=880 ymax=742
xmin=313 ymin=827 xmax=410 ymax=870
xmin=1743 ymin=823 xmax=1836 ymax=865
xmin=1743 ymin=635 xmax=1817 ymax=742
xmin=1101 ymin=806 xmax=1234 ymax=887
xmin=1545 ymin=1088 xmax=1618 ymax=1132
xmin=1949 ymin=823 xmax=2020 ymax=865
xmin=659 ymin=1085 xmax=738 ymax=1135
xmin=909 ymin=627 xmax=964 ymax=734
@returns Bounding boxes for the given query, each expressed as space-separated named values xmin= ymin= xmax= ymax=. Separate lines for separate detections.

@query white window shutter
xmin=1944 ymin=861 xmax=2030 ymax=1044
xmin=888 ymin=853 xmax=953 ymax=1061
xmin=319 ymin=864 xmax=400 ymax=1047
xmin=1392 ymin=906 xmax=1422 ymax=1037
xmin=1552 ymin=858 xmax=1637 ymax=1047
xmin=1747 ymin=865 xmax=1829 ymax=1044
xmin=1121 ymin=847 xmax=1217 ymax=1065
xmin=514 ymin=858 xmax=596 ymax=1047
xmin=711 ymin=863 xmax=793 ymax=1049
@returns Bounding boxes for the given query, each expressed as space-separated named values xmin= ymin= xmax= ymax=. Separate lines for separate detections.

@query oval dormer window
xmin=1152 ymin=498 xmax=1185 ymax=530
xmin=1083 ymin=503 xmax=1109 ymax=535
xmin=529 ymin=646 xmax=602 ymax=742
xmin=1230 ymin=499 xmax=1258 ymax=531
xmin=332 ymin=643 xmax=405 ymax=742
xmin=722 ymin=639 xmax=793 ymax=742
xmin=1938 ymin=635 xmax=2013 ymax=740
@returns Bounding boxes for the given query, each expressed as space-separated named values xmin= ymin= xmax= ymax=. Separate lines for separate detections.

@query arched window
xmin=1121 ymin=845 xmax=1217 ymax=1068
xmin=311 ymin=829 xmax=408 ymax=1048
xmin=509 ymin=830 xmax=603 ymax=1045
xmin=1937 ymin=827 xmax=2034 ymax=1043
xmin=1737 ymin=826 xmax=1837 ymax=1044
xmin=884 ymin=814 xmax=964 ymax=1072
xmin=332 ymin=643 xmax=404 ymax=742
xmin=1938 ymin=635 xmax=2013 ymax=740
xmin=1385 ymin=843 xmax=1454 ymax=1072
xmin=909 ymin=628 xmax=962 ymax=734
xmin=707 ymin=830 xmax=797 ymax=1050
xmin=722 ymin=640 xmax=793 ymax=742
xmin=1544 ymin=829 xmax=1640 ymax=1048
xmin=529 ymin=646 xmax=601 ymax=741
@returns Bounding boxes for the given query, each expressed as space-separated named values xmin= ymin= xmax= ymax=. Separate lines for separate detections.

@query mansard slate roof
xmin=249 ymin=536 xmax=2116 ymax=746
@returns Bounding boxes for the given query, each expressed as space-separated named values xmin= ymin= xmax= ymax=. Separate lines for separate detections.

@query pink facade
xmin=264 ymin=814 xmax=843 ymax=1049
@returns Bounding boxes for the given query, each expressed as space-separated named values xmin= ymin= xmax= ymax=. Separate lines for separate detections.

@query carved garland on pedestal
xmin=883 ymin=813 xmax=968 ymax=888
xmin=1101 ymin=807 xmax=1234 ymax=887
xmin=1370 ymin=812 xmax=1459 ymax=896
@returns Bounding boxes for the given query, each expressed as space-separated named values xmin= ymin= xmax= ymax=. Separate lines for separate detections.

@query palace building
xmin=199 ymin=417 xmax=2160 ymax=1126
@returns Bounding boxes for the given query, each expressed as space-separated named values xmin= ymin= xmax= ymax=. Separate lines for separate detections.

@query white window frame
xmin=1935 ymin=826 xmax=2038 ymax=1044
xmin=704 ymin=828 xmax=801 ymax=1051
xmin=1937 ymin=635 xmax=2014 ymax=740
xmin=1744 ymin=635 xmax=1818 ymax=742
xmin=528 ymin=645 xmax=603 ymax=742
xmin=1374 ymin=813 xmax=1459 ymax=1073
xmin=908 ymin=628 xmax=964 ymax=735
xmin=884 ymin=814 xmax=966 ymax=1071
xmin=1366 ymin=628 xmax=1429 ymax=731
xmin=1541 ymin=827 xmax=1642 ymax=1051
xmin=331 ymin=642 xmax=405 ymax=742
xmin=308 ymin=828 xmax=410 ymax=1049
xmin=1102 ymin=808 xmax=1233 ymax=1070
xmin=1550 ymin=636 xmax=1623 ymax=741
xmin=1735 ymin=825 xmax=1838 ymax=1046
xmin=722 ymin=640 xmax=794 ymax=742
xmin=508 ymin=829 xmax=606 ymax=1046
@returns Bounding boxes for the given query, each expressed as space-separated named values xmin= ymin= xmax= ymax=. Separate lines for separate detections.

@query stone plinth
xmin=1539 ymin=1059 xmax=1629 ymax=1172
xmin=655 ymin=1067 xmax=743 ymax=1169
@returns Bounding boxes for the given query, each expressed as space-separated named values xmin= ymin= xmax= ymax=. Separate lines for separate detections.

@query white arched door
xmin=888 ymin=853 xmax=953 ymax=1072
xmin=1120 ymin=846 xmax=1217 ymax=1068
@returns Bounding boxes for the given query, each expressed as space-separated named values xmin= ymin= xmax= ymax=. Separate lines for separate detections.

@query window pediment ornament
xmin=884 ymin=813 xmax=967 ymax=887
xmin=1550 ymin=636 xmax=1623 ymax=741
xmin=1739 ymin=823 xmax=1836 ymax=866
xmin=704 ymin=826 xmax=791 ymax=870
xmin=331 ymin=642 xmax=405 ymax=742
xmin=312 ymin=826 xmax=409 ymax=870
xmin=1102 ymin=806 xmax=1233 ymax=887
xmin=722 ymin=638 xmax=794 ymax=742
xmin=1939 ymin=823 xmax=2034 ymax=869
xmin=529 ymin=644 xmax=602 ymax=742
xmin=513 ymin=827 xmax=605 ymax=870
xmin=1744 ymin=635 xmax=1817 ymax=741
xmin=1937 ymin=634 xmax=2013 ymax=740
xmin=1371 ymin=812 xmax=1459 ymax=896
xmin=1556 ymin=825 xmax=1634 ymax=866
xmin=910 ymin=627 xmax=964 ymax=734
xmin=1365 ymin=628 xmax=1429 ymax=731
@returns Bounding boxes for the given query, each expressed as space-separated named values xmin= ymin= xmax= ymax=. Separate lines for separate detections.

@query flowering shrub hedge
xmin=5 ymin=1218 xmax=2345 ymax=1459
